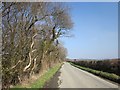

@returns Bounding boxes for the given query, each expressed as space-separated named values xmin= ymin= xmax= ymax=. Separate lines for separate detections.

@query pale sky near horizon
xmin=60 ymin=2 xmax=118 ymax=59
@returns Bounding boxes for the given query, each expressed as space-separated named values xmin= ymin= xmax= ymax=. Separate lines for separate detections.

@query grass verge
xmin=11 ymin=63 xmax=62 ymax=89
xmin=69 ymin=62 xmax=120 ymax=84
xmin=31 ymin=63 xmax=62 ymax=88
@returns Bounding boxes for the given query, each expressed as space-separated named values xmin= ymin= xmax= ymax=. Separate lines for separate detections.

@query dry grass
xmin=12 ymin=63 xmax=62 ymax=88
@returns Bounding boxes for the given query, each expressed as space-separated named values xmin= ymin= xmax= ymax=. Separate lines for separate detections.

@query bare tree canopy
xmin=2 ymin=2 xmax=73 ymax=89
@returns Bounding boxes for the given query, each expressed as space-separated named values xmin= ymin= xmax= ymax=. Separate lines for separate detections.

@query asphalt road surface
xmin=45 ymin=62 xmax=119 ymax=89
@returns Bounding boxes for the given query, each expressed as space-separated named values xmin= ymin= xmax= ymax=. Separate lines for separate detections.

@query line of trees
xmin=2 ymin=2 xmax=73 ymax=89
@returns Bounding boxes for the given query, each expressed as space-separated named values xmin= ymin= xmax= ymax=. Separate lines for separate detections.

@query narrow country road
xmin=45 ymin=62 xmax=119 ymax=88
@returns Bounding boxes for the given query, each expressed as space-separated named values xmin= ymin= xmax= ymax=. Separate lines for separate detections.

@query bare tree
xmin=2 ymin=2 xmax=73 ymax=89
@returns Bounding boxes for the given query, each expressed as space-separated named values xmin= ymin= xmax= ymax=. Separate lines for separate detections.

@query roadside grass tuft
xmin=31 ymin=63 xmax=62 ymax=88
